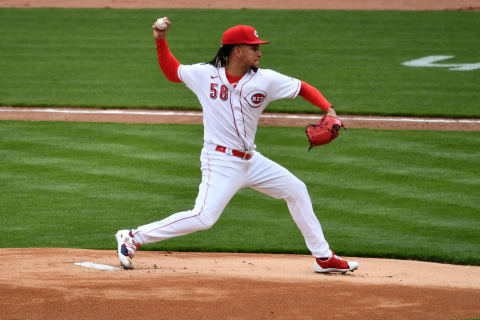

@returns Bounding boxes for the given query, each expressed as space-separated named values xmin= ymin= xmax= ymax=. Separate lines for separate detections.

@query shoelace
xmin=123 ymin=237 xmax=138 ymax=257
xmin=333 ymin=254 xmax=344 ymax=261
xmin=317 ymin=251 xmax=345 ymax=264
xmin=330 ymin=250 xmax=345 ymax=261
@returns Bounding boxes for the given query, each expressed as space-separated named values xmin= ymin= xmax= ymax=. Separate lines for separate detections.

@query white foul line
xmin=0 ymin=107 xmax=203 ymax=117
xmin=262 ymin=114 xmax=480 ymax=124
xmin=0 ymin=107 xmax=479 ymax=124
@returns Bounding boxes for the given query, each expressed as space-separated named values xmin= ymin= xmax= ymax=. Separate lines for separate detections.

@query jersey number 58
xmin=210 ymin=83 xmax=228 ymax=101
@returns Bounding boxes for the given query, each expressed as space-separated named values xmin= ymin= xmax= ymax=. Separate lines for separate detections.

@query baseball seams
xmin=155 ymin=17 xmax=168 ymax=30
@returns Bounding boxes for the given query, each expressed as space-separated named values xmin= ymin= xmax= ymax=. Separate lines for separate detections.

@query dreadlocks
xmin=208 ymin=44 xmax=235 ymax=68
xmin=207 ymin=44 xmax=258 ymax=72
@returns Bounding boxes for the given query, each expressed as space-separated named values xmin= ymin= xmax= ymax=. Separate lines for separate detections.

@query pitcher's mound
xmin=1 ymin=248 xmax=479 ymax=319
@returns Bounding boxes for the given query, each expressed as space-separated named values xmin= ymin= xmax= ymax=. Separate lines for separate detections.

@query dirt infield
xmin=2 ymin=248 xmax=480 ymax=320
xmin=1 ymin=1 xmax=480 ymax=319
xmin=2 ymin=107 xmax=480 ymax=131
xmin=2 ymin=0 xmax=480 ymax=10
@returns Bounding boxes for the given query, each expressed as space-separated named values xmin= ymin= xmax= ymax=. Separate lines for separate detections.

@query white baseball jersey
xmin=132 ymin=60 xmax=332 ymax=260
xmin=178 ymin=64 xmax=301 ymax=151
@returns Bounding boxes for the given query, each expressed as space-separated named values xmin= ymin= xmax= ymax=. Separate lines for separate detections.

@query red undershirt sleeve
xmin=155 ymin=38 xmax=182 ymax=83
xmin=298 ymin=81 xmax=333 ymax=112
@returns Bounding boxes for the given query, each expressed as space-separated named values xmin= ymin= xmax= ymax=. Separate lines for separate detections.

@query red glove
xmin=305 ymin=115 xmax=345 ymax=151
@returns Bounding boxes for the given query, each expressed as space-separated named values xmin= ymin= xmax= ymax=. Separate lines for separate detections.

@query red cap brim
xmin=244 ymin=40 xmax=269 ymax=45
xmin=223 ymin=40 xmax=269 ymax=45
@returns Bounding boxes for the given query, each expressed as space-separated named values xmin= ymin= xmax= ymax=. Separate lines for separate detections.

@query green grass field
xmin=1 ymin=8 xmax=479 ymax=266
xmin=0 ymin=8 xmax=479 ymax=117
xmin=1 ymin=121 xmax=479 ymax=265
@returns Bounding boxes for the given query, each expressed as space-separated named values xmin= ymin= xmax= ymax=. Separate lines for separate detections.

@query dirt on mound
xmin=1 ymin=248 xmax=480 ymax=320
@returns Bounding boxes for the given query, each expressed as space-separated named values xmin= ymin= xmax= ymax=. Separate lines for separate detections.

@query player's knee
xmin=287 ymin=178 xmax=309 ymax=198
xmin=197 ymin=220 xmax=214 ymax=230
xmin=196 ymin=210 xmax=221 ymax=230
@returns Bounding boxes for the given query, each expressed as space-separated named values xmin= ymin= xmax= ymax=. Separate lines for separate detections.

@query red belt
xmin=215 ymin=145 xmax=253 ymax=160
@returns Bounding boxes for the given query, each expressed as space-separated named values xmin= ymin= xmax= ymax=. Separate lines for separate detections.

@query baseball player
xmin=116 ymin=17 xmax=358 ymax=274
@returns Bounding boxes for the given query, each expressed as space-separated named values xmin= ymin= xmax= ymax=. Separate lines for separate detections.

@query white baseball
xmin=155 ymin=18 xmax=168 ymax=31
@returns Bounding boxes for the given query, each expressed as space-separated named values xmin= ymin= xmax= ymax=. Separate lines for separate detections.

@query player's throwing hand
xmin=152 ymin=17 xmax=171 ymax=40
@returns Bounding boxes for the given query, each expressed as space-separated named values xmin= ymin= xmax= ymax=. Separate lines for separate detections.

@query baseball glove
xmin=305 ymin=115 xmax=345 ymax=151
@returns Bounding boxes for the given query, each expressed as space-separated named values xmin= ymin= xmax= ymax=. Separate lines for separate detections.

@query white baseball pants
xmin=132 ymin=144 xmax=331 ymax=258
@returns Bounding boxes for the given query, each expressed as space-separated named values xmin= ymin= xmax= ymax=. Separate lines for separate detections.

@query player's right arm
xmin=152 ymin=17 xmax=182 ymax=83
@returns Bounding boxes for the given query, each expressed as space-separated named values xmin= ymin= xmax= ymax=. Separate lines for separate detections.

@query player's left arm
xmin=302 ymin=81 xmax=345 ymax=150
xmin=298 ymin=81 xmax=337 ymax=116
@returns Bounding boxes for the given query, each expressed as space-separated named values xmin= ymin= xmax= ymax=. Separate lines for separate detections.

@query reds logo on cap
xmin=244 ymin=90 xmax=267 ymax=108
xmin=222 ymin=25 xmax=270 ymax=45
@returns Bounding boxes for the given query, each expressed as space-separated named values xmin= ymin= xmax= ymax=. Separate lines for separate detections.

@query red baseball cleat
xmin=313 ymin=250 xmax=358 ymax=274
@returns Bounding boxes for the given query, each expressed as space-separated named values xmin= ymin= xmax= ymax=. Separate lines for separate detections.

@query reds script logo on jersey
xmin=244 ymin=90 xmax=267 ymax=108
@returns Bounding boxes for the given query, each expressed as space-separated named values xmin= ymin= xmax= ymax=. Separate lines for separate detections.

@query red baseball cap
xmin=221 ymin=25 xmax=269 ymax=45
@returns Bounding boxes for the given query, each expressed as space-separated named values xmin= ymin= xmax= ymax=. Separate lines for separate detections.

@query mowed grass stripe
xmin=0 ymin=121 xmax=479 ymax=264
xmin=0 ymin=9 xmax=479 ymax=117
